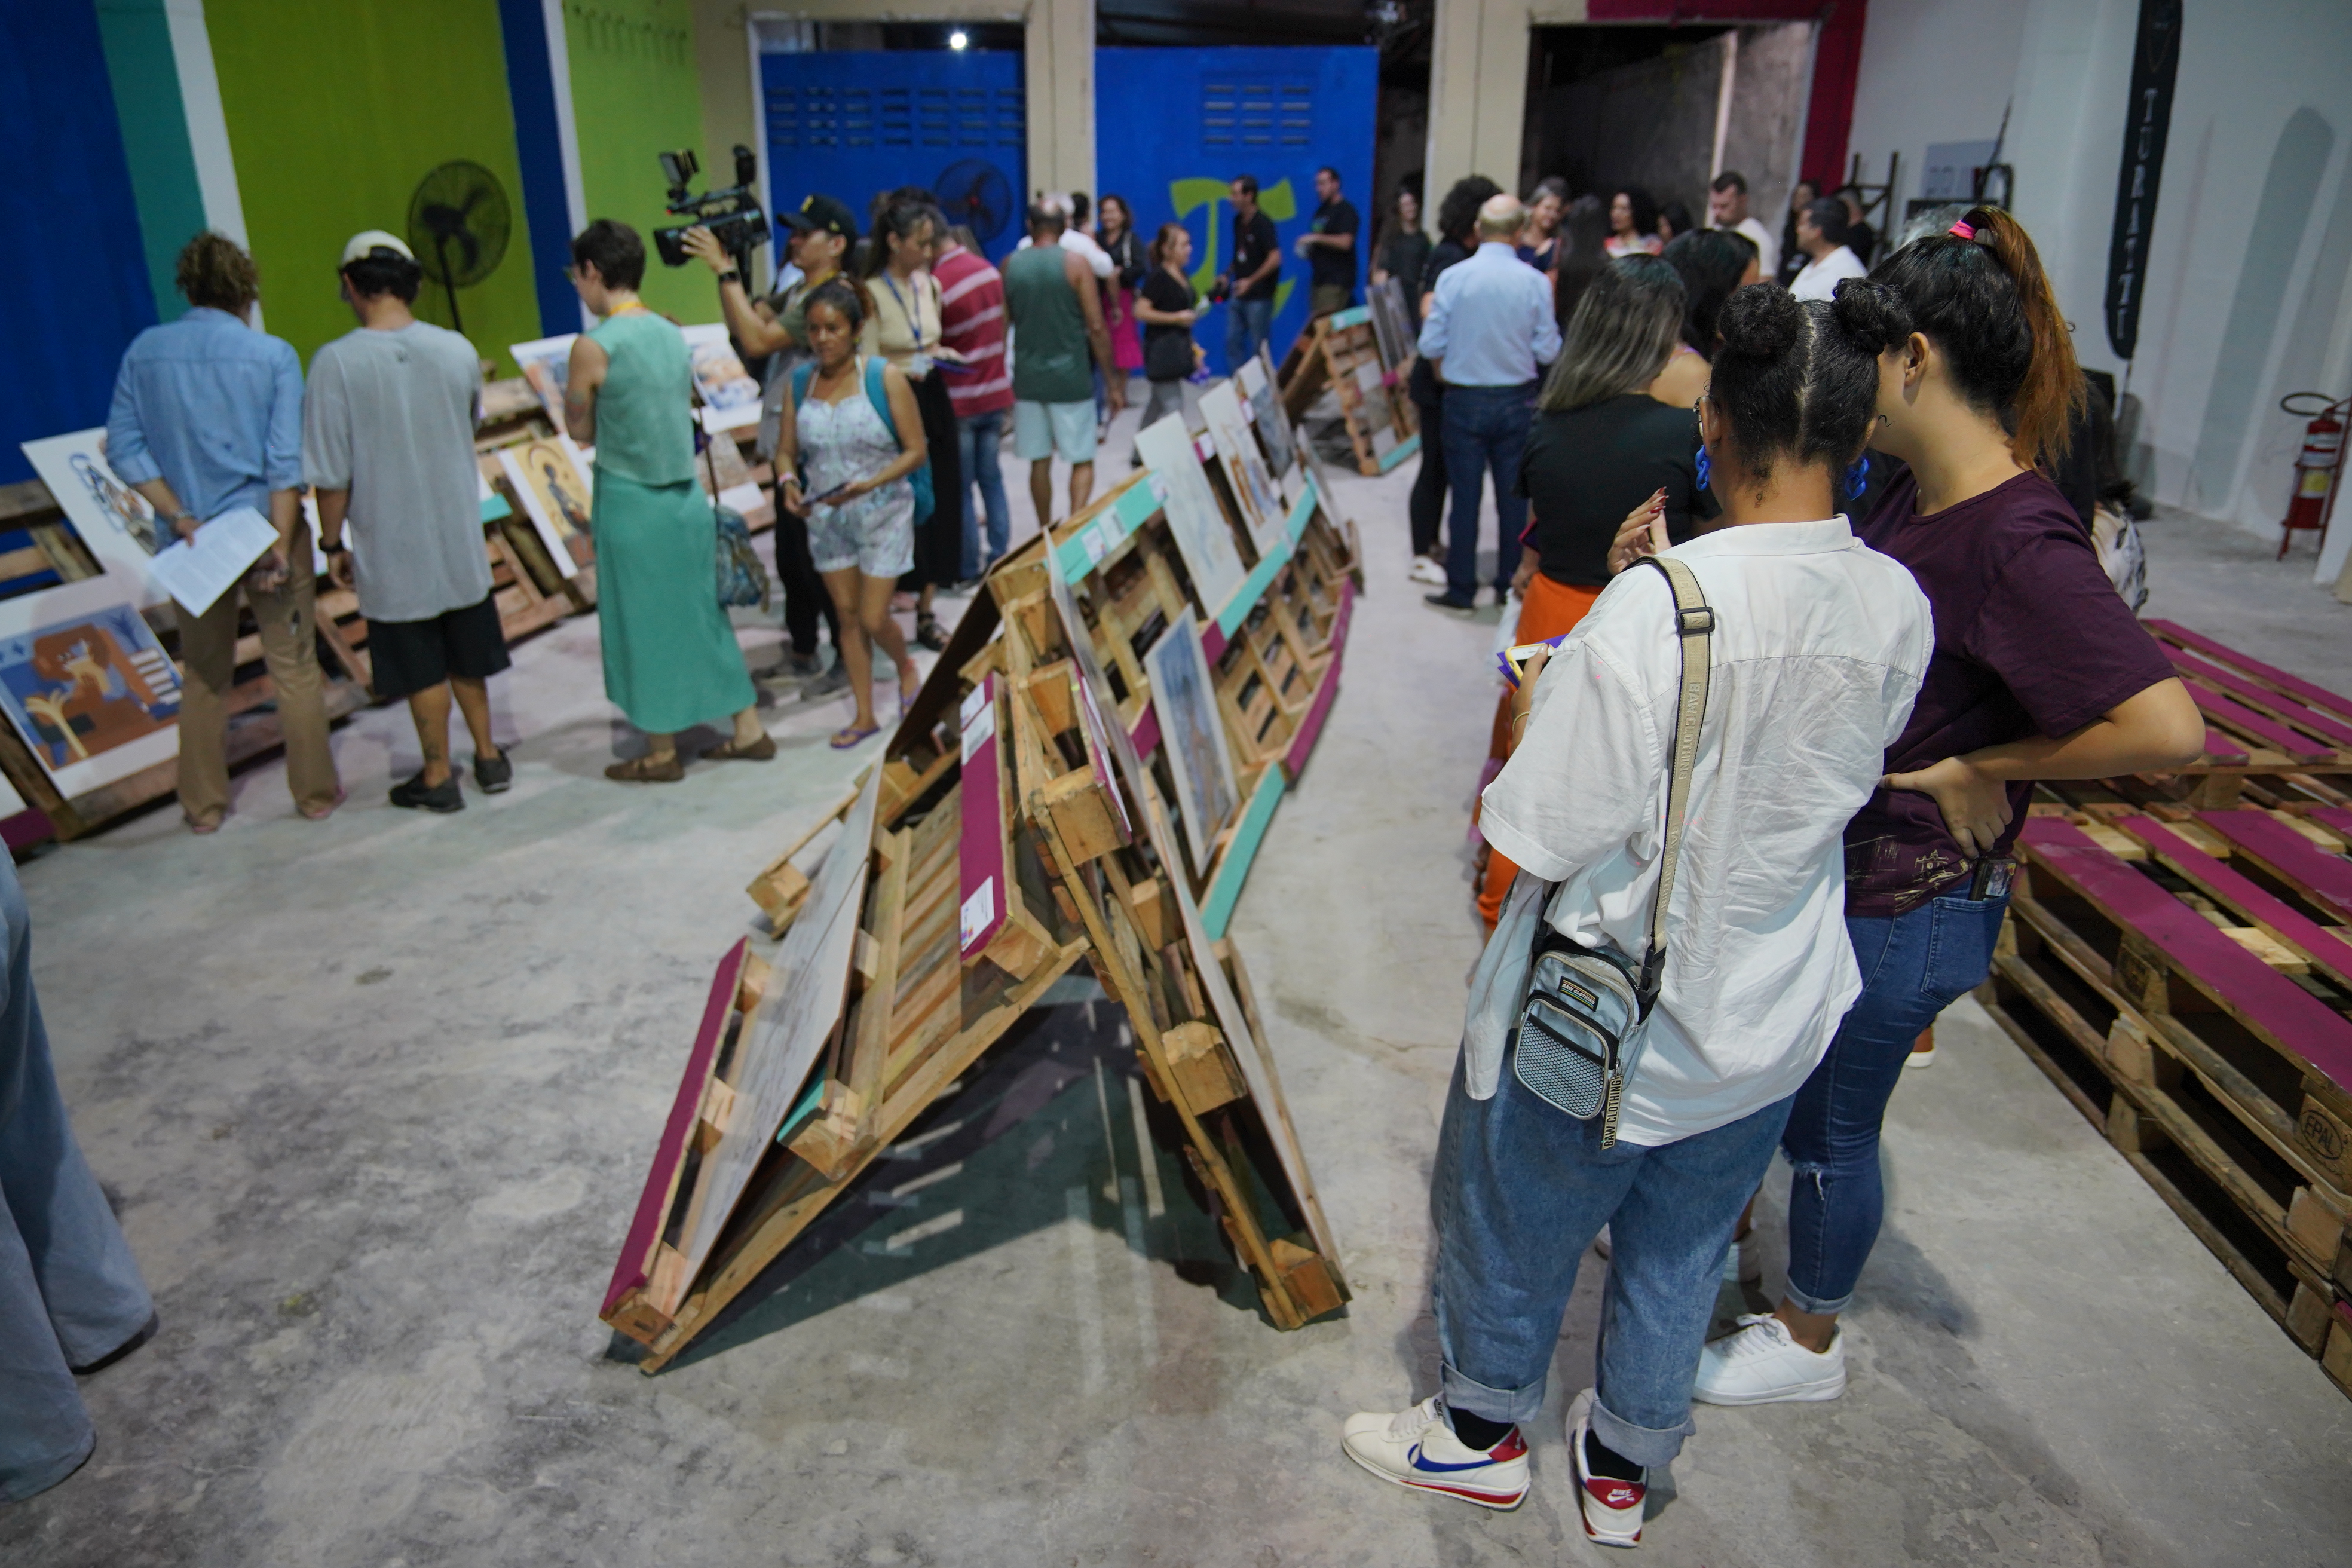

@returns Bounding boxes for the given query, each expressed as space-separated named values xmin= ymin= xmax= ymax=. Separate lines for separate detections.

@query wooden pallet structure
xmin=1981 ymin=804 xmax=2352 ymax=1398
xmin=1273 ymin=304 xmax=1418 ymax=475
xmin=2097 ymin=619 xmax=2352 ymax=811
xmin=601 ymin=541 xmax=1349 ymax=1368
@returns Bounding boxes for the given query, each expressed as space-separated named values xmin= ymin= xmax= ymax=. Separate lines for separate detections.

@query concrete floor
xmin=4 ymin=433 xmax=2350 ymax=1566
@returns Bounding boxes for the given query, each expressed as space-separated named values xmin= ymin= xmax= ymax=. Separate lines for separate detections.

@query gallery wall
xmin=564 ymin=0 xmax=718 ymax=326
xmin=1 ymin=0 xmax=158 ymax=488
xmin=1847 ymin=0 xmax=2352 ymax=553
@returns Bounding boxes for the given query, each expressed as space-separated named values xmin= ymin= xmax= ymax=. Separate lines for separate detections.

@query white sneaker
xmin=1408 ymin=555 xmax=1447 ymax=586
xmin=1724 ymin=1231 xmax=1762 ymax=1286
xmin=1340 ymin=1395 xmax=1529 ymax=1510
xmin=1566 ymin=1388 xmax=1646 ymax=1548
xmin=1692 ymin=1313 xmax=1846 ymax=1405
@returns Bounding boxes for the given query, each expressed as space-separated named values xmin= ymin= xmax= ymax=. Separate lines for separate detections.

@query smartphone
xmin=805 ymin=481 xmax=852 ymax=507
xmin=1496 ymin=634 xmax=1571 ymax=689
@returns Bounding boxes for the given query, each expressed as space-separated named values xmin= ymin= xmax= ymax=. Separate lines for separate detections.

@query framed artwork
xmin=18 ymin=429 xmax=171 ymax=608
xmin=1245 ymin=346 xmax=1296 ymax=480
xmin=1132 ymin=414 xmax=1247 ymax=617
xmin=509 ymin=335 xmax=578 ymax=427
xmin=681 ymin=324 xmax=763 ymax=433
xmin=0 ymin=577 xmax=180 ymax=796
xmin=1143 ymin=611 xmax=1239 ymax=880
xmin=1198 ymin=381 xmax=1285 ymax=558
xmin=1367 ymin=277 xmax=1413 ymax=372
xmin=497 ymin=436 xmax=595 ymax=575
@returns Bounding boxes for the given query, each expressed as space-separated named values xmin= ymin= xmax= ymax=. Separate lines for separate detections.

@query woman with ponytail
xmin=1691 ymin=209 xmax=2203 ymax=1406
xmin=1342 ymin=284 xmax=1934 ymax=1547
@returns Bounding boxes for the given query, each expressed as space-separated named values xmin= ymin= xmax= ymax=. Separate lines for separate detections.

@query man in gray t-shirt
xmin=304 ymin=231 xmax=512 ymax=814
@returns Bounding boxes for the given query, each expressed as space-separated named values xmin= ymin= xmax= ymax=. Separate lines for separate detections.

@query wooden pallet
xmin=2101 ymin=620 xmax=2352 ymax=811
xmin=1987 ymin=813 xmax=2352 ymax=1379
xmin=1273 ymin=308 xmax=1417 ymax=475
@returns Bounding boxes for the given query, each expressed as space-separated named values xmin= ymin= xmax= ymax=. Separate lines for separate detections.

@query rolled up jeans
xmin=1780 ymin=890 xmax=2010 ymax=1314
xmin=1432 ymin=1045 xmax=1791 ymax=1468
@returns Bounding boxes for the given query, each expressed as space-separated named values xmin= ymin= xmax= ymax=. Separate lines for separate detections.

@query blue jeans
xmin=1439 ymin=383 xmax=1533 ymax=599
xmin=1781 ymin=890 xmax=2011 ymax=1314
xmin=1432 ymin=1047 xmax=1793 ymax=1468
xmin=957 ymin=410 xmax=1010 ymax=578
xmin=1224 ymin=296 xmax=1273 ymax=371
xmin=0 ymin=857 xmax=153 ymax=1502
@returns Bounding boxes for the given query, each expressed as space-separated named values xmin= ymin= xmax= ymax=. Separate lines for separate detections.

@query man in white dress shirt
xmin=1788 ymin=197 xmax=1868 ymax=302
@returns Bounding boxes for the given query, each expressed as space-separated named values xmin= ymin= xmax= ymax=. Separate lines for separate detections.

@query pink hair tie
xmin=1948 ymin=219 xmax=1976 ymax=240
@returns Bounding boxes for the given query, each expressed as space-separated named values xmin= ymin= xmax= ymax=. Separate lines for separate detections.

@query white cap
xmin=340 ymin=229 xmax=414 ymax=266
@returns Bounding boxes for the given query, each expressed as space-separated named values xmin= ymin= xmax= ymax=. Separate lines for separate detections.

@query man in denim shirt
xmin=106 ymin=233 xmax=340 ymax=831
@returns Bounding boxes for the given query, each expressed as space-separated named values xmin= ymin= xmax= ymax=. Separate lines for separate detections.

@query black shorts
xmin=366 ymin=594 xmax=512 ymax=702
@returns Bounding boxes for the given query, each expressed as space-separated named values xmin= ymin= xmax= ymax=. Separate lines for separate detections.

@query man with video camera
xmin=682 ymin=195 xmax=859 ymax=696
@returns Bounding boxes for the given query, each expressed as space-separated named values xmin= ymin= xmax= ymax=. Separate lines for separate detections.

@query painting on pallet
xmin=0 ymin=577 xmax=180 ymax=795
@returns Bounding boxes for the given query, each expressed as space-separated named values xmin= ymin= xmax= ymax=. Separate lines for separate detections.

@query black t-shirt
xmin=1514 ymin=394 xmax=1714 ymax=586
xmin=1140 ymin=268 xmax=1196 ymax=382
xmin=1408 ymin=238 xmax=1474 ymax=406
xmin=1309 ymin=197 xmax=1359 ymax=290
xmin=1232 ymin=210 xmax=1280 ymax=301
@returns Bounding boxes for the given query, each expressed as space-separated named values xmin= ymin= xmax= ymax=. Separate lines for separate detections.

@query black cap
xmin=782 ymin=194 xmax=858 ymax=242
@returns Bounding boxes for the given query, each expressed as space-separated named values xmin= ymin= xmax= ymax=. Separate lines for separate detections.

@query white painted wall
xmin=1846 ymin=0 xmax=2352 ymax=569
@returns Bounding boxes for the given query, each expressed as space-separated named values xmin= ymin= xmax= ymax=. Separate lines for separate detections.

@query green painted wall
xmin=565 ymin=0 xmax=717 ymax=324
xmin=204 ymin=0 xmax=544 ymax=374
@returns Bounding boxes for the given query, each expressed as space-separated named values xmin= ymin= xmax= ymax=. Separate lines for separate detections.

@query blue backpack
xmin=790 ymin=356 xmax=935 ymax=525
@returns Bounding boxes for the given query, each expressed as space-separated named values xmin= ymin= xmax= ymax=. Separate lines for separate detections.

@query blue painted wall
xmin=1 ymin=0 xmax=158 ymax=486
xmin=496 ymin=0 xmax=581 ymax=337
xmin=1095 ymin=46 xmax=1377 ymax=375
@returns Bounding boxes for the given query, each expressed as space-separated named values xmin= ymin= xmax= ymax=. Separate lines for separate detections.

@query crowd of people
xmin=1338 ymin=166 xmax=2206 ymax=1546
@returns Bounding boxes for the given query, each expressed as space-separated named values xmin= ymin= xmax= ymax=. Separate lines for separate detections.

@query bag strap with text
xmin=1631 ymin=554 xmax=1714 ymax=1015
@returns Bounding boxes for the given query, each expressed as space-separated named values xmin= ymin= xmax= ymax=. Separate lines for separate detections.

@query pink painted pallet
xmin=1979 ymin=813 xmax=2352 ymax=1380
xmin=2134 ymin=620 xmax=2352 ymax=809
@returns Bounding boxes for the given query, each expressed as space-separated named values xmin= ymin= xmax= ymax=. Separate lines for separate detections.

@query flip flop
xmin=829 ymin=722 xmax=882 ymax=750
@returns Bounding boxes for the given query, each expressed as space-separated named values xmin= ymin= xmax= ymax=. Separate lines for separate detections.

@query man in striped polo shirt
xmin=932 ymin=228 xmax=1013 ymax=580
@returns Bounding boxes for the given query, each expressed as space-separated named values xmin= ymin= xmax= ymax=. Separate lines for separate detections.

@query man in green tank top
xmin=1003 ymin=198 xmax=1122 ymax=525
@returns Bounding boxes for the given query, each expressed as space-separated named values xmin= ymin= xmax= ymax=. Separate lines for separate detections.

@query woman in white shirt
xmin=1340 ymin=281 xmax=1932 ymax=1547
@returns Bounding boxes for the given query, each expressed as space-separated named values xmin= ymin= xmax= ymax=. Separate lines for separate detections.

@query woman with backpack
xmin=777 ymin=277 xmax=928 ymax=749
xmin=1340 ymin=283 xmax=1934 ymax=1547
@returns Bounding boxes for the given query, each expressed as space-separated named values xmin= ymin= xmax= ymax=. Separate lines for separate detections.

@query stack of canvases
xmin=601 ymin=393 xmax=1360 ymax=1371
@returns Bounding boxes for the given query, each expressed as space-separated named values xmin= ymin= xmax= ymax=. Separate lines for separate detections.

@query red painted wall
xmin=1581 ymin=1 xmax=1869 ymax=192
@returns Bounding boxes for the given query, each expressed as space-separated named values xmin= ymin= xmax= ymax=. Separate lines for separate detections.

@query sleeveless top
xmin=587 ymin=310 xmax=696 ymax=486
xmin=1002 ymin=244 xmax=1092 ymax=405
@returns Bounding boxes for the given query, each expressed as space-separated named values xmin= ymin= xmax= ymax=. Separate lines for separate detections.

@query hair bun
xmin=1714 ymin=283 xmax=1802 ymax=361
xmin=1829 ymin=278 xmax=1913 ymax=356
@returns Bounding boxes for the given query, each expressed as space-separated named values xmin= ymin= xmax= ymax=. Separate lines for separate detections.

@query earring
xmin=1695 ymin=443 xmax=1712 ymax=492
xmin=1844 ymin=453 xmax=1870 ymax=501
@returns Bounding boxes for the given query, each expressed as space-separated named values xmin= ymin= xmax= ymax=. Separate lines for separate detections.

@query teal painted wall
xmin=93 ymin=0 xmax=205 ymax=320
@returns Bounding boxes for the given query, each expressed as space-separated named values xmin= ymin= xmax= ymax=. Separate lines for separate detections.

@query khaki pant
xmin=1310 ymin=283 xmax=1352 ymax=317
xmin=175 ymin=568 xmax=339 ymax=825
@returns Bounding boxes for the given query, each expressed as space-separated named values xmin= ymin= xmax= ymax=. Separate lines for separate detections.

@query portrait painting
xmin=509 ymin=335 xmax=578 ymax=427
xmin=498 ymin=437 xmax=595 ymax=575
xmin=1133 ymin=414 xmax=1247 ymax=617
xmin=1143 ymin=611 xmax=1240 ymax=880
xmin=1198 ymin=381 xmax=1285 ymax=558
xmin=682 ymin=324 xmax=762 ymax=431
xmin=1248 ymin=345 xmax=1296 ymax=480
xmin=0 ymin=578 xmax=182 ymax=796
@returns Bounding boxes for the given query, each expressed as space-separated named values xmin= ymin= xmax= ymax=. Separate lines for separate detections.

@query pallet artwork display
xmin=2099 ymin=619 xmax=2352 ymax=811
xmin=1982 ymin=804 xmax=2352 ymax=1399
xmin=1273 ymin=304 xmax=1418 ymax=476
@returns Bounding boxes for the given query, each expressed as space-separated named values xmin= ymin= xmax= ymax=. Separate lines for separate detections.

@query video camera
xmin=653 ymin=146 xmax=771 ymax=268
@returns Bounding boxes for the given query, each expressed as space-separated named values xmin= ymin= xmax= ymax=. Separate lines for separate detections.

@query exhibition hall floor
xmin=3 ymin=433 xmax=2349 ymax=1566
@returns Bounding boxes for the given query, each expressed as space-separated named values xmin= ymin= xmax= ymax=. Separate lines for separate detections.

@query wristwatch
xmin=716 ymin=268 xmax=742 ymax=285
xmin=321 ymin=538 xmax=348 ymax=555
xmin=164 ymin=510 xmax=197 ymax=531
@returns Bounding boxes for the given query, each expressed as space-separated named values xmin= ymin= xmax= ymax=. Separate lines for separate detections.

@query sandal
xmin=604 ymin=754 xmax=685 ymax=783
xmin=915 ymin=614 xmax=949 ymax=651
xmin=706 ymin=733 xmax=777 ymax=762
xmin=829 ymin=722 xmax=882 ymax=750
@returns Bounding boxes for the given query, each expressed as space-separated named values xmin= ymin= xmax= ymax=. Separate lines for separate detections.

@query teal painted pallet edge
xmin=1328 ymin=305 xmax=1372 ymax=328
xmin=1375 ymin=433 xmax=1420 ymax=473
xmin=1051 ymin=474 xmax=1160 ymax=583
xmin=1199 ymin=763 xmax=1287 ymax=941
xmin=482 ymin=492 xmax=513 ymax=523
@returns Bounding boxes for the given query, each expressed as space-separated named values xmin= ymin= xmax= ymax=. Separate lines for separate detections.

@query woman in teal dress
xmin=564 ymin=220 xmax=769 ymax=782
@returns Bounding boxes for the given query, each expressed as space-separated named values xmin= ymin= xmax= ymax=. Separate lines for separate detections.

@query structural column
xmin=1023 ymin=0 xmax=1094 ymax=200
xmin=1424 ymin=0 xmax=1573 ymax=212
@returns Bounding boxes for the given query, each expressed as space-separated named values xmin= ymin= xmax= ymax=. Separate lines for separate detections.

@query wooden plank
xmin=2169 ymin=649 xmax=2352 ymax=750
xmin=1200 ymin=763 xmax=1287 ymax=940
xmin=957 ymin=676 xmax=1010 ymax=960
xmin=2182 ymin=679 xmax=2338 ymax=763
xmin=2199 ymin=810 xmax=2352 ymax=923
xmin=2120 ymin=816 xmax=2352 ymax=985
xmin=2146 ymin=619 xmax=2352 ymax=725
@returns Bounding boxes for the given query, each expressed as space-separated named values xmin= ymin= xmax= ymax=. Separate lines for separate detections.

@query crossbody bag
xmin=1511 ymin=555 xmax=1714 ymax=1148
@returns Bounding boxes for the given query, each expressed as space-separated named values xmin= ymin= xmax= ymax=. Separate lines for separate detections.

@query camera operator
xmin=682 ymin=195 xmax=858 ymax=693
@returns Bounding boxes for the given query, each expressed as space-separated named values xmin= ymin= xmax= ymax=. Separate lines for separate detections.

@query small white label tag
xmin=1147 ymin=471 xmax=1169 ymax=503
xmin=960 ymin=691 xmax=996 ymax=761
xmin=960 ymin=878 xmax=996 ymax=949
xmin=1082 ymin=526 xmax=1108 ymax=564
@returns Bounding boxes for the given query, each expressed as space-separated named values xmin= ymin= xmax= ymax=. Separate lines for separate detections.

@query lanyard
xmin=881 ymin=272 xmax=928 ymax=352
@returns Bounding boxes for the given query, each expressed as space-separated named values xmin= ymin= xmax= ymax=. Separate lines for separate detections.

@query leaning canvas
xmin=1143 ymin=611 xmax=1239 ymax=880
xmin=681 ymin=324 xmax=763 ymax=432
xmin=0 ymin=577 xmax=181 ymax=797
xmin=509 ymin=335 xmax=578 ymax=427
xmin=19 ymin=429 xmax=172 ymax=609
xmin=1132 ymin=415 xmax=1248 ymax=618
xmin=1245 ymin=347 xmax=1296 ymax=480
xmin=498 ymin=437 xmax=595 ymax=575
xmin=1198 ymin=381 xmax=1285 ymax=558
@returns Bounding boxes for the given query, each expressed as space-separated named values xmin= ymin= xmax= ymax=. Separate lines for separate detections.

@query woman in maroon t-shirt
xmin=1689 ymin=208 xmax=2203 ymax=1405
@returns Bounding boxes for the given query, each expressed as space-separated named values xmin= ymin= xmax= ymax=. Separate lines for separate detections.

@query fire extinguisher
xmin=2278 ymin=390 xmax=2349 ymax=558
